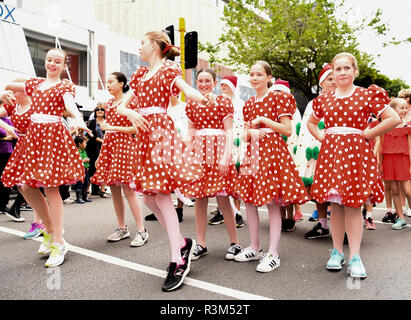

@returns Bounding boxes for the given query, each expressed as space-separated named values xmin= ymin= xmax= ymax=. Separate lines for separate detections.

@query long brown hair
xmin=252 ymin=60 xmax=273 ymax=88
xmin=145 ymin=31 xmax=180 ymax=59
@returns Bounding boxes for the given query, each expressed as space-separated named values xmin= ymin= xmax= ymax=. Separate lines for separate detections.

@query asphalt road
xmin=1 ymin=191 xmax=411 ymax=304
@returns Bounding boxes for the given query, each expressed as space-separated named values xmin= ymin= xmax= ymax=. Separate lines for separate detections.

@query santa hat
xmin=220 ymin=75 xmax=237 ymax=95
xmin=319 ymin=63 xmax=332 ymax=85
xmin=272 ymin=78 xmax=290 ymax=94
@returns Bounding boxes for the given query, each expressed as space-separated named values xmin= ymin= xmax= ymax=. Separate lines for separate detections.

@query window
xmin=25 ymin=31 xmax=88 ymax=86
xmin=120 ymin=51 xmax=147 ymax=81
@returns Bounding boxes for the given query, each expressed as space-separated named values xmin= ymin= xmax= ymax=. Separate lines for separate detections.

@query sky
xmin=342 ymin=0 xmax=411 ymax=86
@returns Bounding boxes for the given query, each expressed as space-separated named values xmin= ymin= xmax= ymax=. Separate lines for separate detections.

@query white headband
xmin=271 ymin=84 xmax=290 ymax=94
xmin=319 ymin=69 xmax=332 ymax=86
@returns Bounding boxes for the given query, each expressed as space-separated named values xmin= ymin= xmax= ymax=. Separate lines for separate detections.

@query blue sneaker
xmin=326 ymin=249 xmax=345 ymax=271
xmin=347 ymin=254 xmax=367 ymax=279
xmin=23 ymin=223 xmax=44 ymax=240
xmin=392 ymin=218 xmax=407 ymax=230
xmin=309 ymin=210 xmax=319 ymax=221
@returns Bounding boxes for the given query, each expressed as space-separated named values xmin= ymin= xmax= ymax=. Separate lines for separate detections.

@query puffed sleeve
xmin=275 ymin=91 xmax=295 ymax=119
xmin=60 ymin=79 xmax=76 ymax=98
xmin=184 ymin=99 xmax=196 ymax=125
xmin=24 ymin=77 xmax=43 ymax=97
xmin=129 ymin=66 xmax=148 ymax=97
xmin=218 ymin=96 xmax=234 ymax=123
xmin=366 ymin=85 xmax=390 ymax=117
xmin=242 ymin=98 xmax=252 ymax=126
xmin=163 ymin=61 xmax=183 ymax=96
xmin=312 ymin=95 xmax=324 ymax=120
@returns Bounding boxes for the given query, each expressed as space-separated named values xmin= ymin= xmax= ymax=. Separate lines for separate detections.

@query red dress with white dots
xmin=129 ymin=60 xmax=203 ymax=194
xmin=180 ymin=95 xmax=237 ymax=198
xmin=2 ymin=78 xmax=84 ymax=188
xmin=0 ymin=102 xmax=33 ymax=187
xmin=235 ymin=90 xmax=310 ymax=207
xmin=311 ymin=85 xmax=389 ymax=207
xmin=91 ymin=97 xmax=141 ymax=189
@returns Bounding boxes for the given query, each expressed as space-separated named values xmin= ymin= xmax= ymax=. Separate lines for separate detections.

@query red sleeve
xmin=60 ymin=79 xmax=76 ymax=98
xmin=24 ymin=77 xmax=43 ymax=97
xmin=163 ymin=61 xmax=183 ymax=96
xmin=218 ymin=96 xmax=234 ymax=123
xmin=366 ymin=85 xmax=390 ymax=117
xmin=129 ymin=66 xmax=148 ymax=97
xmin=242 ymin=98 xmax=253 ymax=125
xmin=312 ymin=95 xmax=324 ymax=120
xmin=275 ymin=91 xmax=295 ymax=118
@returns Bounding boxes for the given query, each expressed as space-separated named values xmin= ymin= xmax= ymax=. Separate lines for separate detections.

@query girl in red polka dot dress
xmin=91 ymin=72 xmax=148 ymax=247
xmin=3 ymin=48 xmax=92 ymax=268
xmin=381 ymin=98 xmax=411 ymax=230
xmin=117 ymin=31 xmax=209 ymax=292
xmin=180 ymin=68 xmax=241 ymax=261
xmin=0 ymin=78 xmax=45 ymax=234
xmin=233 ymin=61 xmax=310 ymax=273
xmin=307 ymin=52 xmax=401 ymax=279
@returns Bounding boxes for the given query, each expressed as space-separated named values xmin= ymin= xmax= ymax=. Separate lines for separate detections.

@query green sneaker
xmin=347 ymin=254 xmax=367 ymax=279
xmin=392 ymin=218 xmax=407 ymax=230
xmin=37 ymin=231 xmax=53 ymax=255
xmin=326 ymin=249 xmax=345 ymax=271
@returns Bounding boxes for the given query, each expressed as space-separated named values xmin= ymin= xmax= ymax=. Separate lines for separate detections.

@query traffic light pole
xmin=179 ymin=17 xmax=185 ymax=102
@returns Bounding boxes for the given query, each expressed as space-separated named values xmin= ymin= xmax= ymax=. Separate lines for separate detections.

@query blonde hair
xmin=389 ymin=97 xmax=408 ymax=110
xmin=47 ymin=48 xmax=68 ymax=64
xmin=145 ymin=31 xmax=180 ymax=59
xmin=251 ymin=60 xmax=273 ymax=88
xmin=398 ymin=88 xmax=411 ymax=101
xmin=332 ymin=52 xmax=359 ymax=78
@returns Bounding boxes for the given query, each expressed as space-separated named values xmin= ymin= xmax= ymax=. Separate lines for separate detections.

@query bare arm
xmin=117 ymin=90 xmax=149 ymax=132
xmin=307 ymin=114 xmax=324 ymax=143
xmin=363 ymin=107 xmax=401 ymax=140
xmin=251 ymin=115 xmax=292 ymax=137
xmin=100 ymin=121 xmax=137 ymax=135
xmin=175 ymin=78 xmax=207 ymax=105
xmin=63 ymin=94 xmax=93 ymax=136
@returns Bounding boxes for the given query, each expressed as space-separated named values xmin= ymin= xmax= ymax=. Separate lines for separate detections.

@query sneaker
xmin=183 ymin=198 xmax=194 ymax=207
xmin=305 ymin=222 xmax=330 ymax=239
xmin=256 ymin=253 xmax=280 ymax=273
xmin=225 ymin=243 xmax=242 ymax=260
xmin=382 ymin=211 xmax=397 ymax=223
xmin=180 ymin=238 xmax=195 ymax=266
xmin=391 ymin=212 xmax=399 ymax=223
xmin=20 ymin=204 xmax=33 ymax=211
xmin=210 ymin=208 xmax=220 ymax=215
xmin=45 ymin=242 xmax=69 ymax=268
xmin=208 ymin=212 xmax=224 ymax=225
xmin=75 ymin=199 xmax=85 ymax=204
xmin=365 ymin=217 xmax=376 ymax=230
xmin=407 ymin=208 xmax=411 ymax=218
xmin=234 ymin=246 xmax=264 ymax=262
xmin=5 ymin=206 xmax=25 ymax=222
xmin=347 ymin=254 xmax=367 ymax=279
xmin=191 ymin=244 xmax=208 ymax=261
xmin=145 ymin=213 xmax=157 ymax=221
xmin=0 ymin=206 xmax=9 ymax=214
xmin=38 ymin=231 xmax=54 ymax=255
xmin=326 ymin=248 xmax=345 ymax=271
xmin=161 ymin=262 xmax=189 ymax=292
xmin=63 ymin=197 xmax=76 ymax=204
xmin=309 ymin=210 xmax=319 ymax=221
xmin=23 ymin=223 xmax=44 ymax=240
xmin=235 ymin=213 xmax=245 ymax=228
xmin=392 ymin=218 xmax=407 ymax=230
xmin=293 ymin=211 xmax=303 ymax=222
xmin=82 ymin=198 xmax=92 ymax=203
xmin=107 ymin=226 xmax=130 ymax=242
xmin=130 ymin=228 xmax=149 ymax=247
xmin=281 ymin=218 xmax=296 ymax=232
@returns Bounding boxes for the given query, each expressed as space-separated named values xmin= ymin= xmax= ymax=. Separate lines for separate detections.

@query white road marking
xmin=0 ymin=225 xmax=272 ymax=300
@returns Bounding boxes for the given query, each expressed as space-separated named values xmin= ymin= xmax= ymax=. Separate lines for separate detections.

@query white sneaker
xmin=63 ymin=197 xmax=76 ymax=204
xmin=256 ymin=253 xmax=280 ymax=273
xmin=130 ymin=229 xmax=149 ymax=247
xmin=37 ymin=232 xmax=54 ymax=255
xmin=234 ymin=246 xmax=263 ymax=262
xmin=107 ymin=226 xmax=130 ymax=242
xmin=407 ymin=208 xmax=411 ymax=218
xmin=45 ymin=241 xmax=69 ymax=267
xmin=183 ymin=198 xmax=194 ymax=207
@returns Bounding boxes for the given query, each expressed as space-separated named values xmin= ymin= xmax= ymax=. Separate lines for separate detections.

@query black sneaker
xmin=20 ymin=204 xmax=33 ymax=211
xmin=391 ymin=212 xmax=399 ymax=223
xmin=0 ymin=206 xmax=8 ymax=214
xmin=235 ymin=213 xmax=245 ymax=228
xmin=180 ymin=238 xmax=195 ymax=264
xmin=225 ymin=243 xmax=242 ymax=260
xmin=5 ymin=206 xmax=25 ymax=222
xmin=162 ymin=262 xmax=185 ymax=292
xmin=191 ymin=244 xmax=208 ymax=261
xmin=208 ymin=212 xmax=224 ymax=225
xmin=145 ymin=213 xmax=157 ymax=221
xmin=305 ymin=222 xmax=330 ymax=239
xmin=281 ymin=219 xmax=296 ymax=232
xmin=209 ymin=208 xmax=220 ymax=215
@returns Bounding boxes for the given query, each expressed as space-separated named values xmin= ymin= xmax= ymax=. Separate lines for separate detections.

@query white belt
xmin=31 ymin=114 xmax=62 ymax=123
xmin=325 ymin=126 xmax=363 ymax=135
xmin=196 ymin=128 xmax=225 ymax=136
xmin=139 ymin=107 xmax=167 ymax=116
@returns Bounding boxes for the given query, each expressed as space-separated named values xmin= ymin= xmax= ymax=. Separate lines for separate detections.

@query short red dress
xmin=235 ymin=90 xmax=310 ymax=207
xmin=311 ymin=85 xmax=389 ymax=207
xmin=0 ymin=102 xmax=33 ymax=186
xmin=129 ymin=60 xmax=203 ymax=194
xmin=1 ymin=78 xmax=84 ymax=188
xmin=180 ymin=95 xmax=237 ymax=198
xmin=91 ymin=97 xmax=141 ymax=189
xmin=382 ymin=122 xmax=411 ymax=181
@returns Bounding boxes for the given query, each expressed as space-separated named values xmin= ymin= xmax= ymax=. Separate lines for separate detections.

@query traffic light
xmin=164 ymin=25 xmax=175 ymax=61
xmin=184 ymin=31 xmax=198 ymax=69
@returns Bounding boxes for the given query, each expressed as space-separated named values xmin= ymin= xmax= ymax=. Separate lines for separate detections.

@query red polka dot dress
xmin=129 ymin=60 xmax=203 ymax=195
xmin=2 ymin=78 xmax=84 ymax=188
xmin=180 ymin=95 xmax=237 ymax=198
xmin=90 ymin=98 xmax=141 ymax=189
xmin=311 ymin=85 xmax=389 ymax=207
xmin=235 ymin=90 xmax=310 ymax=207
xmin=0 ymin=102 xmax=33 ymax=187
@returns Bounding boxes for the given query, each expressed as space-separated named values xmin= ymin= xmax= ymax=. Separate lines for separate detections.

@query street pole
xmin=179 ymin=17 xmax=185 ymax=102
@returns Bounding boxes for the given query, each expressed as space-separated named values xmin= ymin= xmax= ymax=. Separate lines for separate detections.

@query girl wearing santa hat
xmin=295 ymin=63 xmax=335 ymax=239
xmin=234 ymin=61 xmax=310 ymax=273
xmin=180 ymin=68 xmax=241 ymax=261
xmin=307 ymin=52 xmax=401 ymax=279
